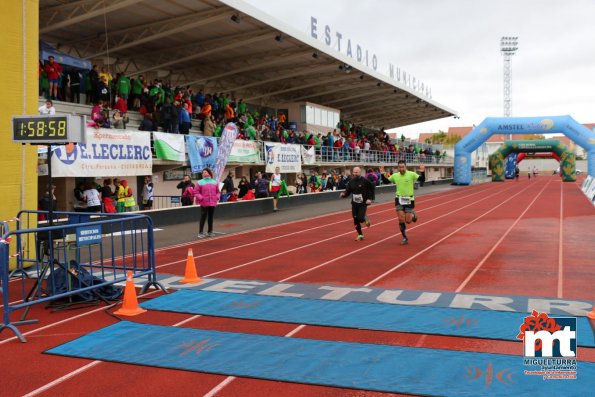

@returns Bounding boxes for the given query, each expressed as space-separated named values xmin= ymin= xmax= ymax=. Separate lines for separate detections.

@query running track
xmin=2 ymin=175 xmax=594 ymax=397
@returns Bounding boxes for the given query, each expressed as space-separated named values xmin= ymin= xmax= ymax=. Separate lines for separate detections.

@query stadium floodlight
xmin=230 ymin=13 xmax=241 ymax=24
xmin=501 ymin=36 xmax=518 ymax=140
xmin=275 ymin=34 xmax=283 ymax=43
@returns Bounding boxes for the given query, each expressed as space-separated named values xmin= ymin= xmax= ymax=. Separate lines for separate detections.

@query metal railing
xmin=471 ymin=169 xmax=490 ymax=184
xmin=300 ymin=146 xmax=451 ymax=165
xmin=247 ymin=142 xmax=451 ymax=165
xmin=0 ymin=210 xmax=165 ymax=342
xmin=151 ymin=196 xmax=183 ymax=210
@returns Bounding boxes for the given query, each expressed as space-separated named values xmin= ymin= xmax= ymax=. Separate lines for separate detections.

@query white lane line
xmin=455 ymin=179 xmax=552 ymax=292
xmin=16 ymin=183 xmax=496 ymax=396
xmin=162 ymin=184 xmax=500 ymax=277
xmin=364 ymin=182 xmax=536 ymax=287
xmin=203 ymin=184 xmax=521 ymax=396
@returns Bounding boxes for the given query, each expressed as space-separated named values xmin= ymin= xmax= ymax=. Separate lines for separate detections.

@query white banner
xmin=213 ymin=123 xmax=239 ymax=182
xmin=153 ymin=131 xmax=185 ymax=161
xmin=301 ymin=145 xmax=316 ymax=165
xmin=587 ymin=178 xmax=595 ymax=203
xmin=228 ymin=140 xmax=260 ymax=163
xmin=581 ymin=175 xmax=592 ymax=193
xmin=265 ymin=143 xmax=301 ymax=173
xmin=51 ymin=128 xmax=152 ymax=177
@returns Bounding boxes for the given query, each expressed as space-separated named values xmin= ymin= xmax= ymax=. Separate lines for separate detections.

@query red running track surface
xmin=1 ymin=175 xmax=594 ymax=397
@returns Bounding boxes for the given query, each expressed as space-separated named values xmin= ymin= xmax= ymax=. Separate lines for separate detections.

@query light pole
xmin=501 ymin=36 xmax=518 ymax=140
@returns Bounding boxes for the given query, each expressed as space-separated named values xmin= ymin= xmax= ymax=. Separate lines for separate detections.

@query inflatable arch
xmin=516 ymin=152 xmax=560 ymax=163
xmin=454 ymin=116 xmax=595 ymax=185
xmin=489 ymin=140 xmax=574 ymax=181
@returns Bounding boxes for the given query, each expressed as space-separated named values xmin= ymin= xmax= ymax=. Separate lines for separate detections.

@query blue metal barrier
xmin=0 ymin=220 xmax=10 ymax=297
xmin=0 ymin=210 xmax=166 ymax=342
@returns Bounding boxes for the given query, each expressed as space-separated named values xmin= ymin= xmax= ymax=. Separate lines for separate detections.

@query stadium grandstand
xmin=32 ymin=0 xmax=459 ymax=211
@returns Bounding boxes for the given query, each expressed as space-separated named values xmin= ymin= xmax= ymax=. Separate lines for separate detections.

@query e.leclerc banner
xmin=51 ymin=128 xmax=152 ymax=177
xmin=266 ymin=143 xmax=302 ymax=173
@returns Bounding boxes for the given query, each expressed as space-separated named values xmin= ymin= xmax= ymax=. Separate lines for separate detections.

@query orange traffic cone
xmin=114 ymin=271 xmax=147 ymax=316
xmin=180 ymin=248 xmax=202 ymax=283
xmin=587 ymin=304 xmax=595 ymax=320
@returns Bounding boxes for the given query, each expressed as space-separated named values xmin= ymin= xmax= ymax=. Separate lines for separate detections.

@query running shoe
xmin=197 ymin=233 xmax=206 ymax=239
xmin=364 ymin=216 xmax=371 ymax=228
xmin=400 ymin=238 xmax=408 ymax=245
xmin=412 ymin=211 xmax=418 ymax=222
xmin=207 ymin=232 xmax=215 ymax=237
xmin=355 ymin=235 xmax=364 ymax=241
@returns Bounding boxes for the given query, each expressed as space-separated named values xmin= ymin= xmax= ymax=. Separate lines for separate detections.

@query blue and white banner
xmin=301 ymin=145 xmax=316 ymax=165
xmin=581 ymin=175 xmax=592 ymax=193
xmin=76 ymin=225 xmax=102 ymax=247
xmin=51 ymin=128 xmax=152 ymax=177
xmin=504 ymin=153 xmax=517 ymax=179
xmin=585 ymin=176 xmax=595 ymax=203
xmin=213 ymin=123 xmax=239 ymax=182
xmin=265 ymin=143 xmax=302 ymax=173
xmin=186 ymin=136 xmax=218 ymax=173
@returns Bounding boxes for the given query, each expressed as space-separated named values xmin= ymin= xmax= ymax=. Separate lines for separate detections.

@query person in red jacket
xmin=242 ymin=189 xmax=255 ymax=201
xmin=44 ymin=56 xmax=62 ymax=100
xmin=227 ymin=188 xmax=239 ymax=202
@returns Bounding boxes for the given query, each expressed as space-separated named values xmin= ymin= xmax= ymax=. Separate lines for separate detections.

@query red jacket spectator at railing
xmin=44 ymin=56 xmax=62 ymax=100
xmin=225 ymin=103 xmax=235 ymax=121
xmin=242 ymin=189 xmax=255 ymax=201
xmin=227 ymin=189 xmax=239 ymax=202
xmin=114 ymin=96 xmax=128 ymax=113
xmin=199 ymin=102 xmax=212 ymax=120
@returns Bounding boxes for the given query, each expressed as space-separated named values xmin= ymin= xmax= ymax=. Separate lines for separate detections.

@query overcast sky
xmin=243 ymin=0 xmax=595 ymax=138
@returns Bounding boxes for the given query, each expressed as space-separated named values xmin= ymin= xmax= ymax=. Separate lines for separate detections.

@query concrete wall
xmin=141 ymin=179 xmax=453 ymax=228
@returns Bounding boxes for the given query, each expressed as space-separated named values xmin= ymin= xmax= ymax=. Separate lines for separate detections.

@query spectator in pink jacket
xmin=194 ymin=167 xmax=220 ymax=239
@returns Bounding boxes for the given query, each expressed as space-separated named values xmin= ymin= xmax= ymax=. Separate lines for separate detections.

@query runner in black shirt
xmin=340 ymin=167 xmax=375 ymax=241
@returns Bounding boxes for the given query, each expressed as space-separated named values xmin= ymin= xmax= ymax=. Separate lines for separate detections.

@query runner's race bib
xmin=398 ymin=196 xmax=412 ymax=205
xmin=353 ymin=194 xmax=363 ymax=203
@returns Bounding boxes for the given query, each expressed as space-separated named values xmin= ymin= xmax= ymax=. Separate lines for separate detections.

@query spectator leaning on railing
xmin=44 ymin=56 xmax=62 ymax=100
xmin=38 ymin=99 xmax=56 ymax=115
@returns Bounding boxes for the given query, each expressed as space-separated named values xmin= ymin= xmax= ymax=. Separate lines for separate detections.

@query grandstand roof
xmin=39 ymin=0 xmax=457 ymax=130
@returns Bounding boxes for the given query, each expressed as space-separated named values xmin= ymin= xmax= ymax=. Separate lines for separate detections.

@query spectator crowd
xmin=39 ymin=58 xmax=447 ymax=163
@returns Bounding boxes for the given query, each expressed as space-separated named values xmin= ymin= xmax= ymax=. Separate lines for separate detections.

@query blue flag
xmin=186 ymin=136 xmax=218 ymax=173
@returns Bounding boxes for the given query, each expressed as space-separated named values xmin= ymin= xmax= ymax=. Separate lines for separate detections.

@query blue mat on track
xmin=46 ymin=321 xmax=594 ymax=396
xmin=140 ymin=289 xmax=595 ymax=347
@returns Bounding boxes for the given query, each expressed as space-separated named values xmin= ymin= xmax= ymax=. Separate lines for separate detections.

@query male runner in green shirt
xmin=387 ymin=160 xmax=419 ymax=245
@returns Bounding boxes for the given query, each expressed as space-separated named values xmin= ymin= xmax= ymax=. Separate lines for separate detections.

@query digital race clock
xmin=12 ymin=115 xmax=71 ymax=143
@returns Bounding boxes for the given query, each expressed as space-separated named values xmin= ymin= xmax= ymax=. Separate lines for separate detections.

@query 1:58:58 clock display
xmin=12 ymin=116 xmax=69 ymax=142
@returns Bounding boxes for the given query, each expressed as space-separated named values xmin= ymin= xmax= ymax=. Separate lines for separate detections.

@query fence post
xmin=0 ymin=236 xmax=32 ymax=342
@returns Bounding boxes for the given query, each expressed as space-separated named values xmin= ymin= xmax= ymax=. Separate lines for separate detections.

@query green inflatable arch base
xmin=489 ymin=140 xmax=575 ymax=182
